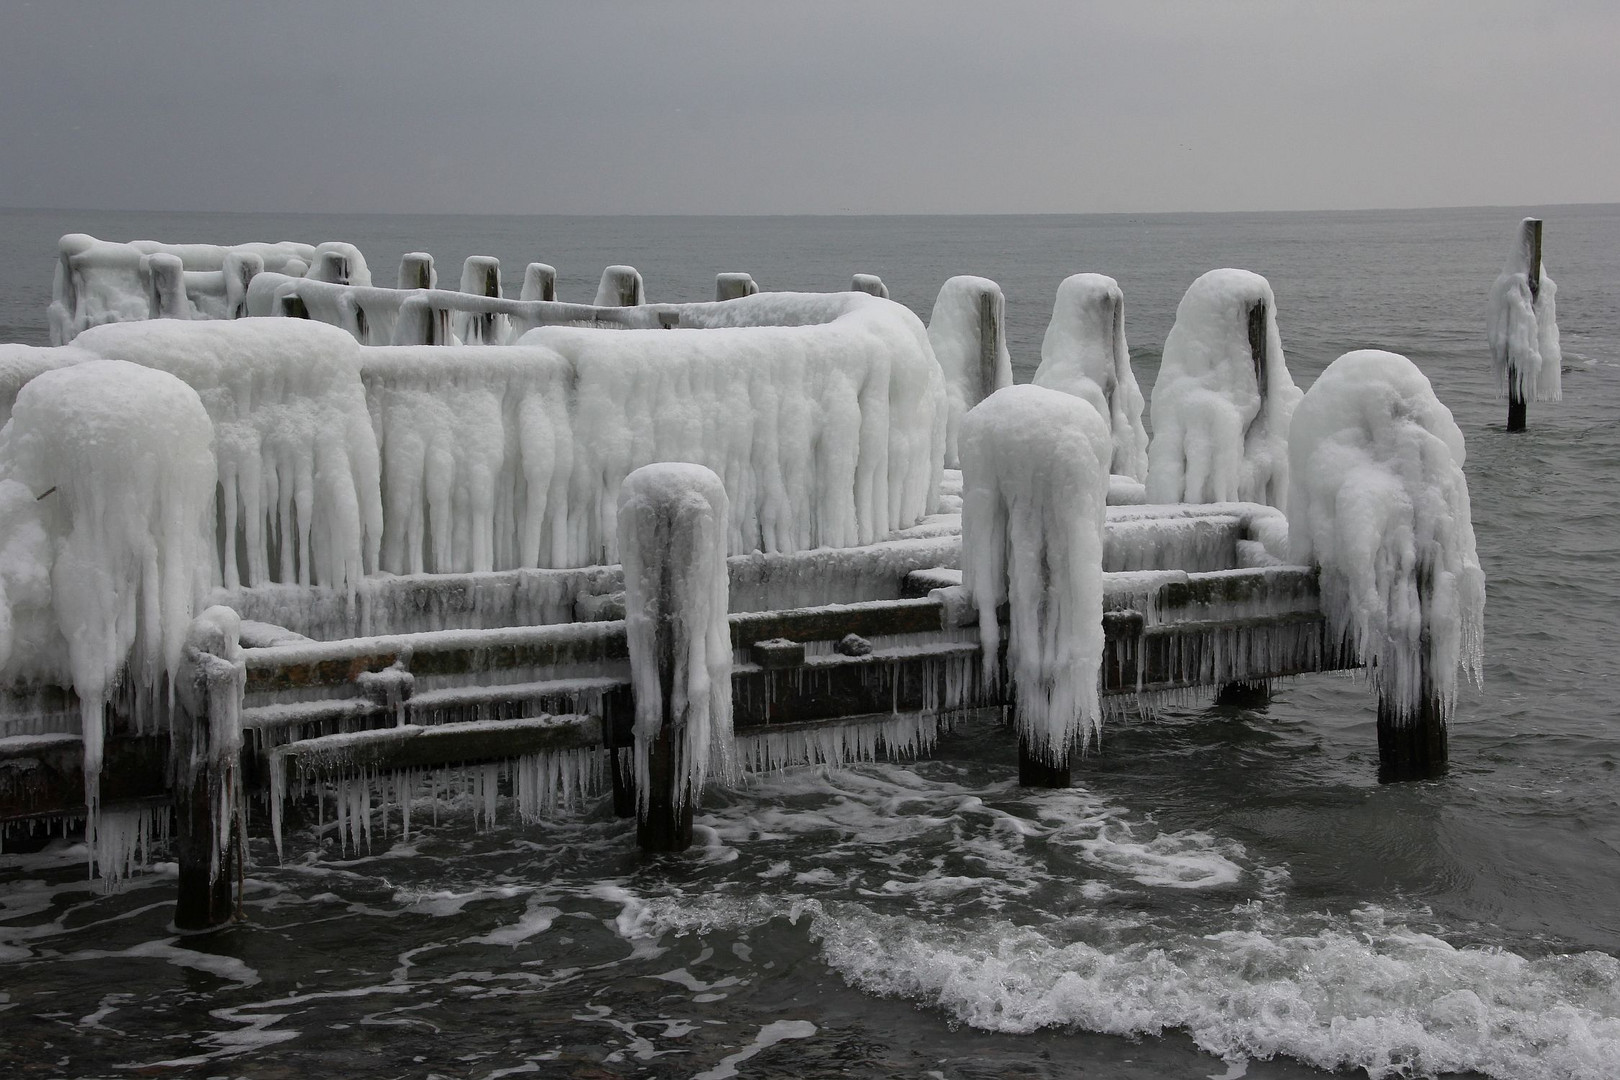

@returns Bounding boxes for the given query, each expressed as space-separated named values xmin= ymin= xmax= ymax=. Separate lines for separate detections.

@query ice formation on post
xmin=454 ymin=256 xmax=505 ymax=344
xmin=594 ymin=265 xmax=645 ymax=307
xmin=520 ymin=263 xmax=557 ymax=302
xmin=960 ymin=385 xmax=1112 ymax=765
xmin=851 ymin=274 xmax=889 ymax=299
xmin=1033 ymin=274 xmax=1148 ymax=481
xmin=1287 ymin=350 xmax=1485 ymax=723
xmin=1147 ymin=269 xmax=1301 ymax=509
xmin=175 ymin=606 xmax=246 ymax=889
xmin=928 ymin=276 xmax=1013 ymax=468
xmin=1488 ymin=218 xmax=1561 ymax=403
xmin=715 ymin=273 xmax=760 ymax=301
xmin=617 ymin=463 xmax=733 ymax=816
xmin=0 ymin=360 xmax=216 ymax=816
xmin=72 ymin=319 xmax=382 ymax=591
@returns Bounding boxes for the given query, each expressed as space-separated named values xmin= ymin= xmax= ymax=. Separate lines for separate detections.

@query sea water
xmin=1 ymin=206 xmax=1618 ymax=1078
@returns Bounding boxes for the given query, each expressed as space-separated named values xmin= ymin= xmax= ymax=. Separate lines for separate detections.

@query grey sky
xmin=2 ymin=0 xmax=1614 ymax=214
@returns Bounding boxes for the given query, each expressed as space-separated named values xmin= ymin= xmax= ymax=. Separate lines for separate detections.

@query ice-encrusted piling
xmin=715 ymin=273 xmax=759 ymax=301
xmin=1147 ymin=269 xmax=1301 ymax=510
xmin=1489 ymin=218 xmax=1559 ymax=432
xmin=930 ymin=276 xmax=1014 ymax=469
xmin=520 ymin=262 xmax=557 ymax=302
xmin=455 ymin=256 xmax=504 ymax=344
xmin=595 ymin=265 xmax=645 ymax=308
xmin=172 ymin=606 xmax=246 ymax=930
xmin=223 ymin=252 xmax=262 ymax=319
xmin=1033 ymin=274 xmax=1149 ymax=482
xmin=1287 ymin=350 xmax=1485 ymax=780
xmin=616 ymin=463 xmax=733 ymax=851
xmin=960 ymin=385 xmax=1112 ymax=787
xmin=145 ymin=253 xmax=189 ymax=320
xmin=0 ymin=360 xmax=216 ymax=824
xmin=851 ymin=274 xmax=889 ymax=299
xmin=398 ymin=252 xmax=436 ymax=290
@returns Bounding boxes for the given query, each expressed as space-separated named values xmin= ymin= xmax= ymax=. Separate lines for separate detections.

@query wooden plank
xmin=0 ymin=735 xmax=168 ymax=821
xmin=729 ymin=598 xmax=945 ymax=649
xmin=273 ymin=714 xmax=602 ymax=779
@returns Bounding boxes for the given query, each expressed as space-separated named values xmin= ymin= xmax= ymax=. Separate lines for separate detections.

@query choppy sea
xmin=1 ymin=206 xmax=1618 ymax=1079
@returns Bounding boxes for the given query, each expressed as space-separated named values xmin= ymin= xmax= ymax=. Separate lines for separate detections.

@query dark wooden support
xmin=172 ymin=614 xmax=246 ymax=931
xmin=1018 ymin=737 xmax=1071 ymax=788
xmin=1507 ymin=218 xmax=1542 ymax=433
xmin=978 ymin=288 xmax=1004 ymax=405
xmin=1214 ymin=681 xmax=1271 ymax=708
xmin=636 ymin=580 xmax=693 ymax=852
xmin=279 ymin=293 xmax=309 ymax=320
xmin=521 ymin=262 xmax=557 ymax=302
xmin=1376 ymin=559 xmax=1447 ymax=781
xmin=399 ymin=252 xmax=435 ymax=290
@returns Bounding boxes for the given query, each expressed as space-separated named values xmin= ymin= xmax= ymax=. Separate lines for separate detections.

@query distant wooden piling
xmin=461 ymin=256 xmax=502 ymax=343
xmin=715 ymin=273 xmax=758 ymax=301
xmin=315 ymin=250 xmax=351 ymax=285
xmin=851 ymin=273 xmax=889 ymax=299
xmin=1507 ymin=219 xmax=1542 ymax=433
xmin=399 ymin=252 xmax=435 ymax=290
xmin=146 ymin=254 xmax=188 ymax=320
xmin=521 ymin=262 xmax=557 ymax=303
xmin=978 ymin=289 xmax=1005 ymax=406
xmin=596 ymin=266 xmax=644 ymax=308
xmin=636 ymin=574 xmax=694 ymax=852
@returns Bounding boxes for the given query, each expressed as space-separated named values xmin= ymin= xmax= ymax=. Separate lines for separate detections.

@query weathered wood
xmin=520 ymin=262 xmax=557 ymax=303
xmin=0 ymin=735 xmax=168 ymax=821
xmin=1247 ymin=298 xmax=1268 ymax=400
xmin=729 ymin=597 xmax=946 ymax=650
xmin=638 ymin=588 xmax=693 ymax=852
xmin=1376 ymin=558 xmax=1446 ymax=780
xmin=732 ymin=643 xmax=981 ymax=729
xmin=272 ymin=714 xmax=601 ymax=779
xmin=751 ymin=638 xmax=806 ymax=670
xmin=280 ymin=293 xmax=309 ymax=319
xmin=1018 ymin=737 xmax=1071 ymax=787
xmin=978 ymin=288 xmax=1003 ymax=405
xmin=399 ymin=252 xmax=435 ymax=290
xmin=172 ymin=616 xmax=245 ymax=932
xmin=1507 ymin=218 xmax=1542 ymax=433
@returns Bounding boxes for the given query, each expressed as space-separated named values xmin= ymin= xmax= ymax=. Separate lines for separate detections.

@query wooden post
xmin=636 ymin=580 xmax=694 ymax=851
xmin=521 ymin=262 xmax=557 ymax=303
xmin=399 ymin=252 xmax=435 ymax=290
xmin=851 ymin=273 xmax=889 ymax=299
xmin=315 ymin=250 xmax=350 ymax=285
xmin=1507 ymin=219 xmax=1542 ymax=433
xmin=715 ymin=273 xmax=758 ymax=301
xmin=146 ymin=253 xmax=188 ymax=320
xmin=279 ymin=293 xmax=309 ymax=320
xmin=172 ymin=609 xmax=246 ymax=931
xmin=977 ymin=287 xmax=1005 ymax=406
xmin=1247 ymin=299 xmax=1268 ymax=401
xmin=1018 ymin=737 xmax=1071 ymax=788
xmin=1376 ymin=559 xmax=1447 ymax=781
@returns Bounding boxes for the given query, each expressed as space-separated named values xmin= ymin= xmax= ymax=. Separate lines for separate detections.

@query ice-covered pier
xmin=0 ymin=234 xmax=1483 ymax=929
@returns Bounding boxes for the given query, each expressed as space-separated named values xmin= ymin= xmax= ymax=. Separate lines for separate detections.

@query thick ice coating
xmin=1033 ymin=274 xmax=1148 ymax=481
xmin=1287 ymin=349 xmax=1485 ymax=723
xmin=72 ymin=319 xmax=382 ymax=591
xmin=1488 ymin=218 xmax=1561 ymax=403
xmin=928 ymin=276 xmax=1013 ymax=469
xmin=0 ymin=360 xmax=217 ymax=813
xmin=960 ymin=384 xmax=1112 ymax=765
xmin=1147 ymin=269 xmax=1301 ymax=509
xmin=617 ymin=463 xmax=734 ymax=816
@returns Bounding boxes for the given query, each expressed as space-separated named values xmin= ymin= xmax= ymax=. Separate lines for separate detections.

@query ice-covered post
xmin=1490 ymin=219 xmax=1559 ymax=433
xmin=172 ymin=607 xmax=247 ymax=930
xmin=1287 ymin=350 xmax=1485 ymax=782
xmin=458 ymin=256 xmax=503 ymax=344
xmin=617 ymin=464 xmax=734 ymax=852
xmin=960 ymin=385 xmax=1112 ymax=788
xmin=222 ymin=252 xmax=263 ymax=320
xmin=929 ymin=276 xmax=1014 ymax=468
xmin=314 ymin=250 xmax=351 ymax=285
xmin=595 ymin=265 xmax=645 ymax=307
xmin=145 ymin=253 xmax=189 ymax=320
xmin=520 ymin=262 xmax=557 ymax=302
xmin=399 ymin=252 xmax=436 ymax=290
xmin=715 ymin=273 xmax=759 ymax=301
xmin=851 ymin=273 xmax=889 ymax=299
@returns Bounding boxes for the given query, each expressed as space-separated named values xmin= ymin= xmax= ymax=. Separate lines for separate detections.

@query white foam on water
xmin=468 ymin=896 xmax=561 ymax=946
xmin=692 ymin=1019 xmax=818 ymax=1080
xmin=60 ymin=937 xmax=260 ymax=988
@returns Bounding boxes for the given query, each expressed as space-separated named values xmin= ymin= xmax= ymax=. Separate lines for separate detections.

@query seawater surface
xmin=1 ymin=206 xmax=1618 ymax=1079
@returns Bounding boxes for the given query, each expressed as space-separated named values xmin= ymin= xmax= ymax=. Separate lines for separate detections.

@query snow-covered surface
xmin=0 ymin=360 xmax=216 ymax=815
xmin=1287 ymin=349 xmax=1485 ymax=722
xmin=1034 ymin=274 xmax=1148 ymax=481
xmin=618 ymin=464 xmax=734 ymax=816
xmin=928 ymin=276 xmax=1013 ymax=469
xmin=960 ymin=384 xmax=1112 ymax=764
xmin=73 ymin=319 xmax=381 ymax=591
xmin=49 ymin=234 xmax=322 ymax=344
xmin=1147 ymin=269 xmax=1301 ymax=510
xmin=1488 ymin=218 xmax=1561 ymax=402
xmin=851 ymin=274 xmax=889 ymax=299
xmin=0 ymin=344 xmax=92 ymax=429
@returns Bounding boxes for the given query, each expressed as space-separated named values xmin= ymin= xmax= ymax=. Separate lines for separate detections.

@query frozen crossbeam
xmin=1287 ymin=349 xmax=1485 ymax=780
xmin=929 ymin=276 xmax=1013 ymax=468
xmin=617 ymin=463 xmax=734 ymax=851
xmin=960 ymin=385 xmax=1112 ymax=786
xmin=1146 ymin=269 xmax=1302 ymax=510
xmin=1034 ymin=274 xmax=1148 ymax=483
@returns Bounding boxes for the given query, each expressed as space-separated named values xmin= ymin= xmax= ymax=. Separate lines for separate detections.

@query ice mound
xmin=1147 ymin=269 xmax=1301 ymax=510
xmin=928 ymin=276 xmax=1012 ymax=469
xmin=1287 ymin=349 xmax=1485 ymax=723
xmin=1034 ymin=273 xmax=1148 ymax=482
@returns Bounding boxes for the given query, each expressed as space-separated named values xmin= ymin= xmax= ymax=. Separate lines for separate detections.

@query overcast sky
xmin=1 ymin=0 xmax=1614 ymax=215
